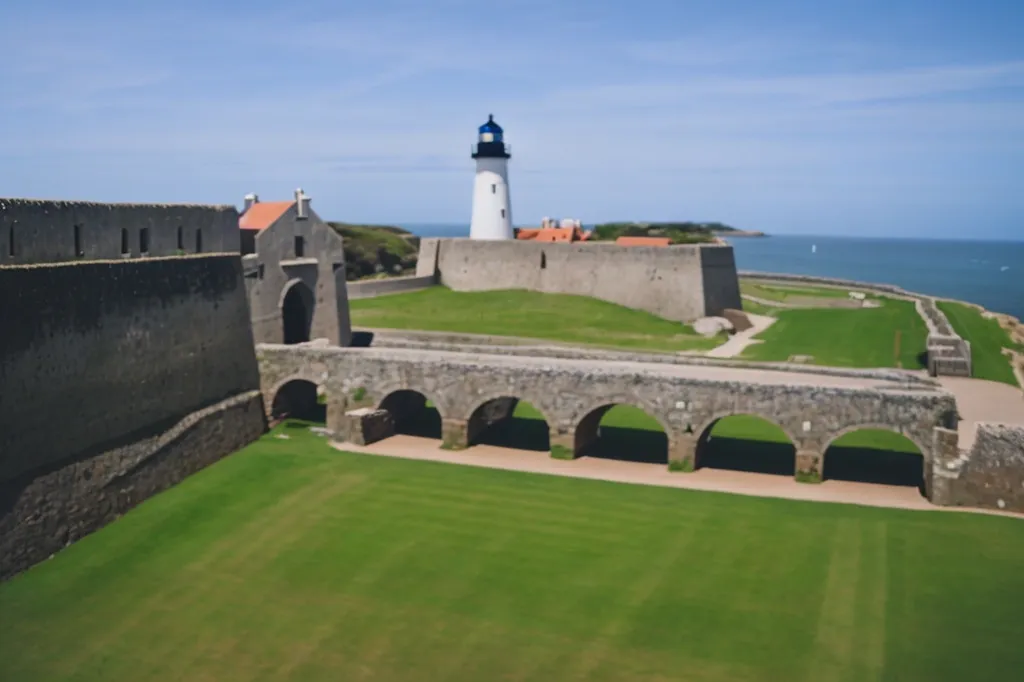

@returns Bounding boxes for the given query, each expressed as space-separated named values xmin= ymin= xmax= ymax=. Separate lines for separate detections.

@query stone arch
xmin=821 ymin=424 xmax=927 ymax=492
xmin=265 ymin=371 xmax=328 ymax=419
xmin=269 ymin=378 xmax=325 ymax=423
xmin=280 ymin=278 xmax=314 ymax=344
xmin=377 ymin=388 xmax=445 ymax=439
xmin=465 ymin=393 xmax=553 ymax=451
xmin=573 ymin=401 xmax=670 ymax=464
xmin=693 ymin=412 xmax=798 ymax=476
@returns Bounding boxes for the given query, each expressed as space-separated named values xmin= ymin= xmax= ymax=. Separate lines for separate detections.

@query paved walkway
xmin=331 ymin=435 xmax=1022 ymax=519
xmin=349 ymin=346 xmax=927 ymax=391
xmin=936 ymin=375 xmax=1024 ymax=450
xmin=706 ymin=313 xmax=775 ymax=358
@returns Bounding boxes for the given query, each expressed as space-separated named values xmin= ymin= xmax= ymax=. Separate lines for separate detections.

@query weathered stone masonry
xmin=257 ymin=345 xmax=964 ymax=501
xmin=416 ymin=238 xmax=742 ymax=323
xmin=0 ymin=200 xmax=266 ymax=580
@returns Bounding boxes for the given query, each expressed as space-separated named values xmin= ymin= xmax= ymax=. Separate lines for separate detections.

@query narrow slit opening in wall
xmin=195 ymin=229 xmax=203 ymax=253
xmin=120 ymin=228 xmax=129 ymax=255
xmin=177 ymin=226 xmax=184 ymax=250
xmin=295 ymin=235 xmax=305 ymax=258
xmin=74 ymin=224 xmax=84 ymax=257
xmin=140 ymin=227 xmax=150 ymax=255
xmin=501 ymin=208 xmax=506 ymax=218
xmin=492 ymin=184 xmax=496 ymax=194
xmin=258 ymin=264 xmax=265 ymax=280
xmin=541 ymin=252 xmax=547 ymax=269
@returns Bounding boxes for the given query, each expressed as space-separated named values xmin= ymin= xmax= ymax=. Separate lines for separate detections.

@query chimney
xmin=295 ymin=188 xmax=310 ymax=219
xmin=243 ymin=193 xmax=259 ymax=212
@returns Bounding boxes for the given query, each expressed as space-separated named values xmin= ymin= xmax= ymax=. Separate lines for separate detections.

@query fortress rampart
xmin=0 ymin=200 xmax=265 ymax=580
xmin=1 ymin=197 xmax=239 ymax=264
xmin=416 ymin=238 xmax=742 ymax=322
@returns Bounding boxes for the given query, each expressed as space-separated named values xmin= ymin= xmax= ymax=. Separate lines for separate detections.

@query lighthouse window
xmin=492 ymin=184 xmax=496 ymax=194
xmin=501 ymin=209 xmax=506 ymax=218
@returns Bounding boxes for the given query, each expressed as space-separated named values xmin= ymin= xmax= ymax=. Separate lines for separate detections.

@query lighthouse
xmin=470 ymin=114 xmax=514 ymax=240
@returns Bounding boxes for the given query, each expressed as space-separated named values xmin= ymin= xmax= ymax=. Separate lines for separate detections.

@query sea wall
xmin=0 ymin=255 xmax=264 ymax=579
xmin=417 ymin=238 xmax=741 ymax=322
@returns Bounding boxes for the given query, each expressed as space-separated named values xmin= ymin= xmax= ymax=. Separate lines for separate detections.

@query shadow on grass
xmin=697 ymin=437 xmax=796 ymax=477
xmin=473 ymin=417 xmax=551 ymax=452
xmin=824 ymin=446 xmax=924 ymax=492
xmin=583 ymin=427 xmax=668 ymax=465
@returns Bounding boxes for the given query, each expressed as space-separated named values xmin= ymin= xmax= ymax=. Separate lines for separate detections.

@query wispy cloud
xmin=0 ymin=0 xmax=1021 ymax=236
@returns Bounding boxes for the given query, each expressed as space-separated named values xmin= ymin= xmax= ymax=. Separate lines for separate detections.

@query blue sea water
xmin=400 ymin=224 xmax=1024 ymax=319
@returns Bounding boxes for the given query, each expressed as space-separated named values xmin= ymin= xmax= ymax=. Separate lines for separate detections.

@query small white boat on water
xmin=811 ymin=244 xmax=817 ymax=254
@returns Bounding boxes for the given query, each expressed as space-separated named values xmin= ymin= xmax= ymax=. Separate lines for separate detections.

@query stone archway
xmin=693 ymin=414 xmax=798 ymax=477
xmin=281 ymin=280 xmax=314 ymax=344
xmin=573 ymin=403 xmax=669 ymax=464
xmin=823 ymin=427 xmax=926 ymax=493
xmin=466 ymin=396 xmax=551 ymax=451
xmin=378 ymin=389 xmax=443 ymax=439
xmin=270 ymin=379 xmax=324 ymax=423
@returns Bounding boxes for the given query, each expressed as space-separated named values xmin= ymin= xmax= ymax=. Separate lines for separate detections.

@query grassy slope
xmin=740 ymin=281 xmax=853 ymax=301
xmin=741 ymin=299 xmax=928 ymax=369
xmin=350 ymin=287 xmax=724 ymax=352
xmin=937 ymin=300 xmax=1021 ymax=386
xmin=3 ymin=424 xmax=1022 ymax=682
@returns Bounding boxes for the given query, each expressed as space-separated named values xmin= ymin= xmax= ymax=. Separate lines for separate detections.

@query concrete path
xmin=936 ymin=375 xmax=1024 ymax=450
xmin=331 ymin=435 xmax=1021 ymax=519
xmin=705 ymin=313 xmax=775 ymax=358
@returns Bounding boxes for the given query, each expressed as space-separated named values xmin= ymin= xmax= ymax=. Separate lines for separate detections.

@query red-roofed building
xmin=237 ymin=190 xmax=352 ymax=347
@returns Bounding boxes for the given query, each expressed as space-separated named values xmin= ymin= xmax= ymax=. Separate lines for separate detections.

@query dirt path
xmin=705 ymin=313 xmax=775 ymax=358
xmin=330 ymin=435 xmax=1022 ymax=519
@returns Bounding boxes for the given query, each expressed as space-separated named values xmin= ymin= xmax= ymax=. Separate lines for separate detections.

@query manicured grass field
xmin=3 ymin=424 xmax=1022 ymax=682
xmin=349 ymin=287 xmax=724 ymax=352
xmin=937 ymin=300 xmax=1021 ymax=386
xmin=740 ymin=280 xmax=856 ymax=302
xmin=741 ymin=299 xmax=928 ymax=369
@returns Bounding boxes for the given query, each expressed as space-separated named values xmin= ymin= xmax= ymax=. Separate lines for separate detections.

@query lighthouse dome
xmin=478 ymin=114 xmax=504 ymax=143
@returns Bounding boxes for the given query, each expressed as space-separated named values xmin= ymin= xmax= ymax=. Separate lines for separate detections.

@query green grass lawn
xmin=740 ymin=280 xmax=855 ymax=302
xmin=349 ymin=287 xmax=724 ymax=352
xmin=937 ymin=300 xmax=1021 ymax=386
xmin=741 ymin=299 xmax=928 ymax=369
xmin=3 ymin=423 xmax=1022 ymax=682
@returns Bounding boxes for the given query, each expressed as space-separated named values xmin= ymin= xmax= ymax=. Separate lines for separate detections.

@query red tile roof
xmin=239 ymin=201 xmax=293 ymax=231
xmin=615 ymin=236 xmax=671 ymax=247
xmin=517 ymin=227 xmax=592 ymax=242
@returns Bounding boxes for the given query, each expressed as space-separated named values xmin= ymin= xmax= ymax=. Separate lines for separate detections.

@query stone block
xmin=341 ymin=408 xmax=394 ymax=446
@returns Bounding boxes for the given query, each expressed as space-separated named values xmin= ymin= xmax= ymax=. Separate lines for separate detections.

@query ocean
xmin=399 ymin=224 xmax=1024 ymax=319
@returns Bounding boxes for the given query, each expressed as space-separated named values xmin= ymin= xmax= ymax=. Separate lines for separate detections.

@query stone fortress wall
xmin=739 ymin=271 xmax=973 ymax=377
xmin=261 ymin=343 xmax=1024 ymax=513
xmin=1 ymin=197 xmax=239 ymax=263
xmin=0 ymin=199 xmax=266 ymax=580
xmin=416 ymin=238 xmax=743 ymax=323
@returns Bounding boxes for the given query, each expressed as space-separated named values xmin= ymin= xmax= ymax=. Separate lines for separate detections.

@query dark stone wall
xmin=0 ymin=253 xmax=265 ymax=579
xmin=0 ymin=255 xmax=261 ymax=483
xmin=0 ymin=198 xmax=239 ymax=264
xmin=0 ymin=392 xmax=266 ymax=580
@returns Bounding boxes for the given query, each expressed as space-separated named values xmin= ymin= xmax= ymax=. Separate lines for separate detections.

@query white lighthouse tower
xmin=470 ymin=114 xmax=514 ymax=240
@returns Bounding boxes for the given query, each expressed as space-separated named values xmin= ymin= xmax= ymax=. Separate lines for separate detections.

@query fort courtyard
xmin=1 ymin=189 xmax=1022 ymax=681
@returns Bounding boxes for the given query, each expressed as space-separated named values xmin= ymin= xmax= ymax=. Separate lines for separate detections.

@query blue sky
xmin=2 ymin=0 xmax=1023 ymax=239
